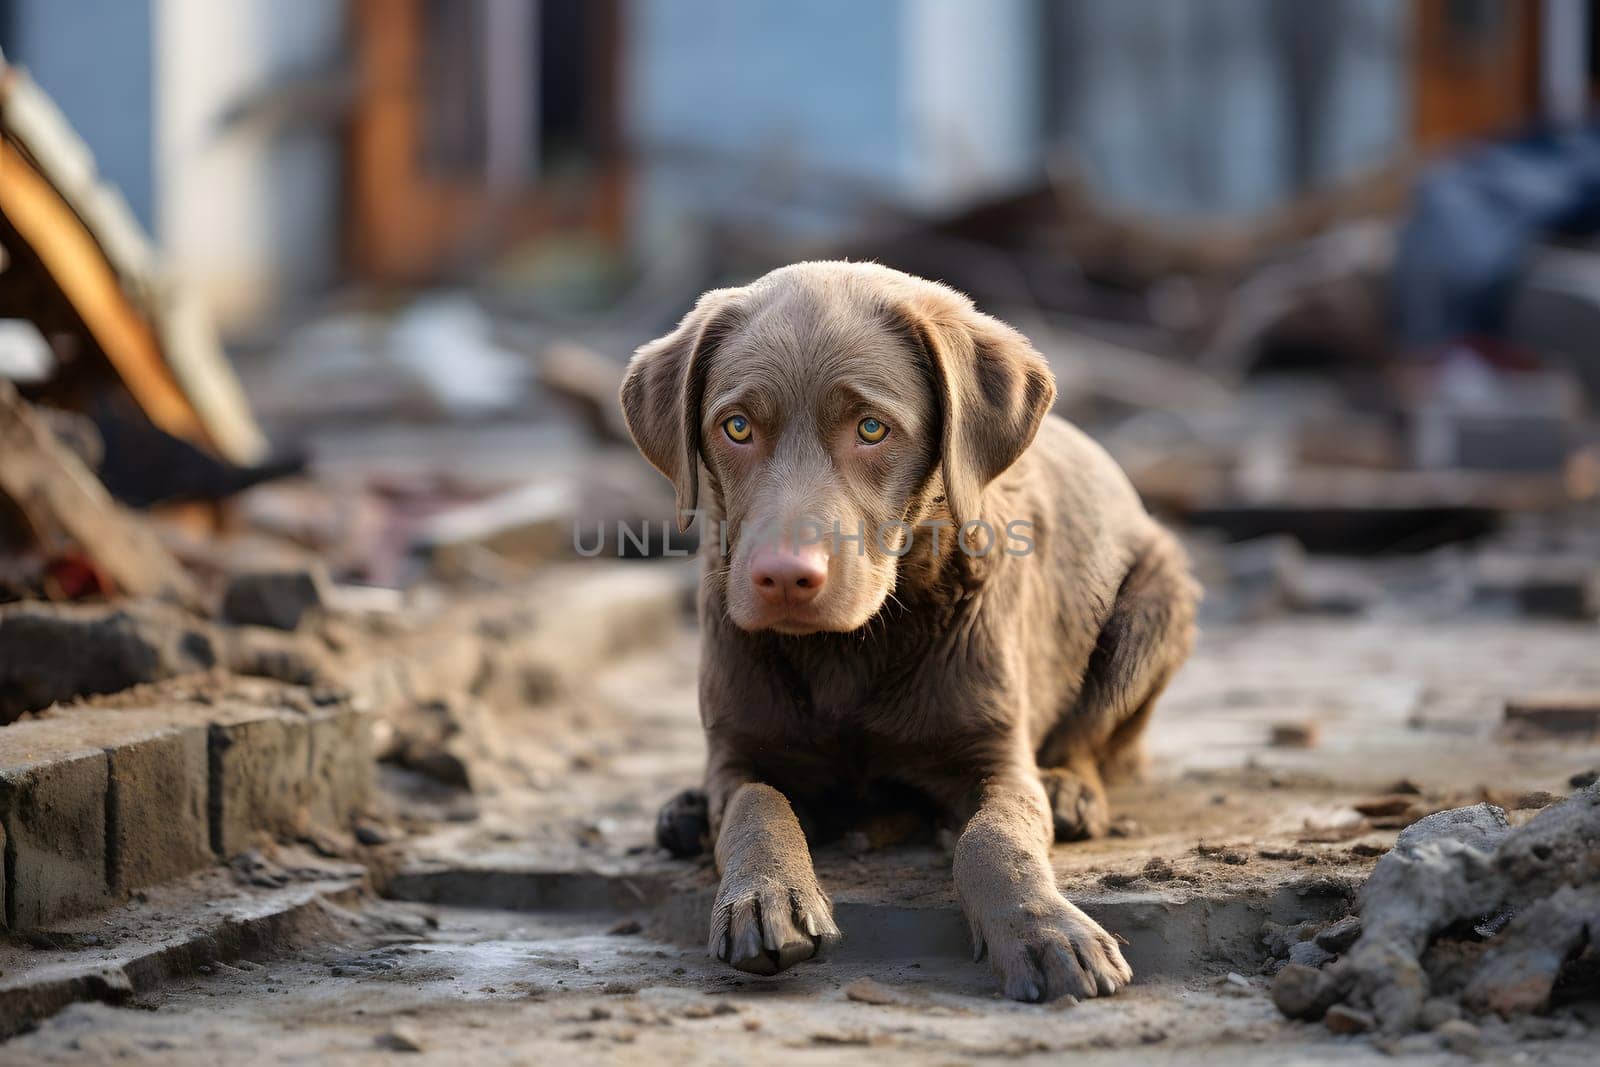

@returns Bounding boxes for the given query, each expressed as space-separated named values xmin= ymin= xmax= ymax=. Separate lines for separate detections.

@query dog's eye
xmin=723 ymin=414 xmax=753 ymax=443
xmin=857 ymin=417 xmax=889 ymax=444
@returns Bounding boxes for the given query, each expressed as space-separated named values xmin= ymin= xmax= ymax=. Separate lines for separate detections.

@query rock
xmin=844 ymin=978 xmax=904 ymax=1006
xmin=1419 ymin=997 xmax=1461 ymax=1029
xmin=1288 ymin=941 xmax=1335 ymax=969
xmin=1220 ymin=972 xmax=1253 ymax=996
xmin=1434 ymin=1019 xmax=1480 ymax=1055
xmin=1353 ymin=795 xmax=1414 ymax=817
xmin=1315 ymin=916 xmax=1363 ymax=954
xmin=1262 ymin=920 xmax=1322 ymax=959
xmin=607 ymin=918 xmax=642 ymax=936
xmin=1141 ymin=856 xmax=1175 ymax=881
xmin=1503 ymin=693 xmax=1600 ymax=738
xmin=0 ymin=603 xmax=215 ymax=721
xmin=1298 ymin=804 xmax=1510 ymax=1033
xmin=1570 ymin=768 xmax=1599 ymax=789
xmin=220 ymin=568 xmax=329 ymax=631
xmin=375 ymin=1026 xmax=425 ymax=1053
xmin=1324 ymin=1004 xmax=1375 ymax=1034
xmin=1269 ymin=722 xmax=1319 ymax=748
xmin=1271 ymin=963 xmax=1336 ymax=1020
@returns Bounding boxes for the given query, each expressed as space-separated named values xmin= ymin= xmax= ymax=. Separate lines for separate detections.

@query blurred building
xmin=1 ymin=0 xmax=1590 ymax=334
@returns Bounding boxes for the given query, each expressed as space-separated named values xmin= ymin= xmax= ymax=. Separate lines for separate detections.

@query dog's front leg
xmin=954 ymin=763 xmax=1132 ymax=1002
xmin=708 ymin=779 xmax=841 ymax=975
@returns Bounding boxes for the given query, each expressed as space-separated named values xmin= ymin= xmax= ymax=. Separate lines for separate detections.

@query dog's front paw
xmin=656 ymin=788 xmax=710 ymax=857
xmin=970 ymin=894 xmax=1132 ymax=1002
xmin=1040 ymin=767 xmax=1110 ymax=842
xmin=708 ymin=871 xmax=840 ymax=976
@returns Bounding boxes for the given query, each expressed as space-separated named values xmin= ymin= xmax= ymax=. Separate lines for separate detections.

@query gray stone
xmin=0 ymin=603 xmax=214 ymax=721
xmin=1435 ymin=1019 xmax=1480 ymax=1055
xmin=220 ymin=569 xmax=329 ymax=631
xmin=1314 ymin=915 xmax=1362 ymax=954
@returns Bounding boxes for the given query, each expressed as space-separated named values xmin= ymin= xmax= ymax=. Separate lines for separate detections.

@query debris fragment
xmin=374 ymin=1026 xmax=426 ymax=1053
xmin=1504 ymin=693 xmax=1600 ymax=738
xmin=220 ymin=567 xmax=331 ymax=631
xmin=844 ymin=978 xmax=905 ymax=1006
xmin=1352 ymin=795 xmax=1414 ymax=817
xmin=1314 ymin=916 xmax=1363 ymax=954
xmin=0 ymin=381 xmax=200 ymax=606
xmin=1270 ymin=787 xmax=1600 ymax=1035
xmin=1269 ymin=722 xmax=1319 ymax=748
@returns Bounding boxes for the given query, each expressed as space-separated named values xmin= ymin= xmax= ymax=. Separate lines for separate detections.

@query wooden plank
xmin=0 ymin=380 xmax=199 ymax=605
xmin=1505 ymin=694 xmax=1600 ymax=737
xmin=0 ymin=140 xmax=212 ymax=451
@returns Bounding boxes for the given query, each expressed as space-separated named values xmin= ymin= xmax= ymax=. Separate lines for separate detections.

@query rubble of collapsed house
xmin=3 ymin=57 xmax=1600 ymax=1055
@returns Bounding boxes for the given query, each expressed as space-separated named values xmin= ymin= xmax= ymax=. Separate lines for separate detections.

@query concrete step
xmin=0 ymin=694 xmax=372 ymax=931
xmin=0 ymin=857 xmax=363 ymax=1038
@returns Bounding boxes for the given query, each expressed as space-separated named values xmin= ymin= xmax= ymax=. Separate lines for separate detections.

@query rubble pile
xmin=1271 ymin=787 xmax=1600 ymax=1043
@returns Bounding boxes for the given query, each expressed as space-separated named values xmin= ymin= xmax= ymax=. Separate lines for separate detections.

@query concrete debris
xmin=220 ymin=567 xmax=331 ymax=631
xmin=1270 ymin=787 xmax=1600 ymax=1034
xmin=0 ymin=600 xmax=329 ymax=722
xmin=1503 ymin=693 xmax=1600 ymax=738
xmin=844 ymin=978 xmax=906 ymax=1006
xmin=375 ymin=1026 xmax=426 ymax=1053
xmin=1269 ymin=722 xmax=1319 ymax=748
xmin=538 ymin=341 xmax=629 ymax=444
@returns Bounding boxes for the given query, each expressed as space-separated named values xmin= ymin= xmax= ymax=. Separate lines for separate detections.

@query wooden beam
xmin=0 ymin=139 xmax=213 ymax=451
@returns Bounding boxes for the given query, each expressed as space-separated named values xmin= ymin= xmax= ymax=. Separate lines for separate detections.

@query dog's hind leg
xmin=1038 ymin=530 xmax=1198 ymax=841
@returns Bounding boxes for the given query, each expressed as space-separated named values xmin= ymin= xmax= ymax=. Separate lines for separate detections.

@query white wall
xmin=626 ymin=0 xmax=1043 ymax=251
xmin=155 ymin=0 xmax=344 ymax=334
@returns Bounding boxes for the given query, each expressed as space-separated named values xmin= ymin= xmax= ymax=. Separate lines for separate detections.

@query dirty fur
xmin=620 ymin=262 xmax=1199 ymax=1002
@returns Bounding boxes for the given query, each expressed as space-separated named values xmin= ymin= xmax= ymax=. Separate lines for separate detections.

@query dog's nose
xmin=750 ymin=545 xmax=829 ymax=606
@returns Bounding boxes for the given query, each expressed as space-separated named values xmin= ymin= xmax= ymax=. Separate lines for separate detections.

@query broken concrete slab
xmin=1504 ymin=692 xmax=1600 ymax=738
xmin=1273 ymin=787 xmax=1600 ymax=1034
xmin=0 ymin=599 xmax=335 ymax=721
xmin=0 ymin=601 xmax=215 ymax=722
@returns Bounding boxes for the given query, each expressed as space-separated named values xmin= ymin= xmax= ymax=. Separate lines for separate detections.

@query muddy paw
xmin=708 ymin=874 xmax=841 ymax=976
xmin=1041 ymin=767 xmax=1110 ymax=842
xmin=655 ymin=788 xmax=710 ymax=858
xmin=971 ymin=895 xmax=1132 ymax=1002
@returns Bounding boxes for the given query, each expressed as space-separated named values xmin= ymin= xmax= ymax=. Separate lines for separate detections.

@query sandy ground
xmin=7 ymin=612 xmax=1600 ymax=1063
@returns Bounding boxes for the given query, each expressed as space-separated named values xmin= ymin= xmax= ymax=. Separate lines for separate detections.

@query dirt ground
xmin=7 ymin=610 xmax=1600 ymax=1064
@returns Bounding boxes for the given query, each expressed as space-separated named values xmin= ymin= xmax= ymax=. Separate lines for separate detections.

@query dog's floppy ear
xmin=908 ymin=300 xmax=1056 ymax=529
xmin=620 ymin=288 xmax=744 ymax=531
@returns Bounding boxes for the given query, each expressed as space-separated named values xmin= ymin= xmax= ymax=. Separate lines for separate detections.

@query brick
xmin=105 ymin=723 xmax=211 ymax=892
xmin=306 ymin=707 xmax=374 ymax=829
xmin=0 ymin=748 xmax=111 ymax=930
xmin=207 ymin=707 xmax=311 ymax=857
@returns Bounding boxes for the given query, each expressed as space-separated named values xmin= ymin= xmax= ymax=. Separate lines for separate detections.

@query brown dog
xmin=620 ymin=262 xmax=1197 ymax=1002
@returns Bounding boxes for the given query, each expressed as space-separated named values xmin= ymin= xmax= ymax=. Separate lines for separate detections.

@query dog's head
xmin=621 ymin=262 xmax=1054 ymax=635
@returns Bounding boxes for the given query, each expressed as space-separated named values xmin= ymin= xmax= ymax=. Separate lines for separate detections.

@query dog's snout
xmin=749 ymin=545 xmax=829 ymax=606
